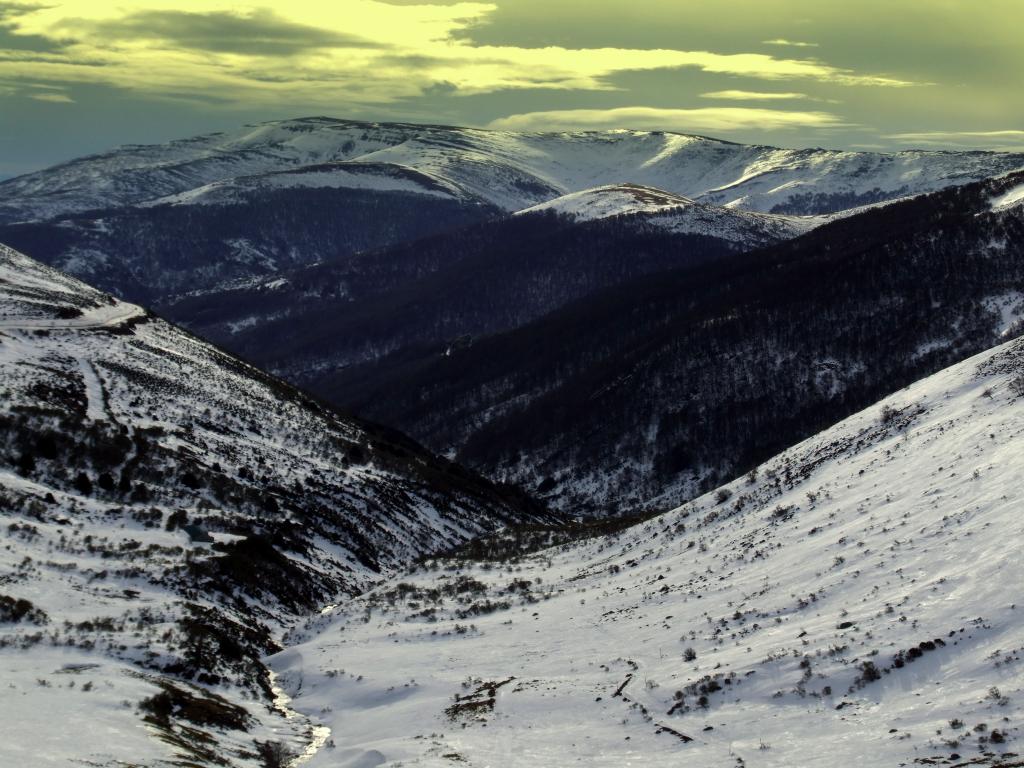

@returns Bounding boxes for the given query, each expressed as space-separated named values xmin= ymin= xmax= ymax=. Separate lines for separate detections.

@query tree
xmin=73 ymin=472 xmax=92 ymax=495
xmin=16 ymin=452 xmax=35 ymax=477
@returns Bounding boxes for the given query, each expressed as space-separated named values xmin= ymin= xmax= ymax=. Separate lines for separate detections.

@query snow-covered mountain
xmin=2 ymin=117 xmax=1022 ymax=224
xmin=272 ymin=331 xmax=1024 ymax=768
xmin=1 ymin=117 xmax=1022 ymax=305
xmin=0 ymin=244 xmax=549 ymax=766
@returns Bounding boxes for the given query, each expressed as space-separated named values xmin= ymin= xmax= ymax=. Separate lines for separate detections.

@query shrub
xmin=257 ymin=741 xmax=296 ymax=768
xmin=73 ymin=472 xmax=93 ymax=495
xmin=857 ymin=660 xmax=881 ymax=685
xmin=0 ymin=595 xmax=48 ymax=624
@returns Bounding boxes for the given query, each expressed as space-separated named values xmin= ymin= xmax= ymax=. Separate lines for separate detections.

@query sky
xmin=1 ymin=0 xmax=1022 ymax=178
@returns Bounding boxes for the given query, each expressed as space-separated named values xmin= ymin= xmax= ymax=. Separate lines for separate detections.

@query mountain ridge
xmin=2 ymin=116 xmax=1020 ymax=310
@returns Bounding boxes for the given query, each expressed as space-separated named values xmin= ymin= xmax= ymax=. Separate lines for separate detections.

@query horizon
xmin=1 ymin=1 xmax=1023 ymax=178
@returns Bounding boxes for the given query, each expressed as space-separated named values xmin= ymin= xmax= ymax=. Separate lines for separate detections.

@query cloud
xmin=886 ymin=130 xmax=1024 ymax=141
xmin=701 ymin=90 xmax=809 ymax=101
xmin=28 ymin=90 xmax=72 ymax=102
xmin=883 ymin=130 xmax=1024 ymax=151
xmin=763 ymin=39 xmax=819 ymax=48
xmin=487 ymin=106 xmax=846 ymax=133
xmin=0 ymin=2 xmax=72 ymax=53
xmin=85 ymin=9 xmax=380 ymax=57
xmin=0 ymin=0 xmax=920 ymax=114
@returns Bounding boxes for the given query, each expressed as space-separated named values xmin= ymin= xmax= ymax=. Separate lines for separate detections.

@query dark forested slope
xmin=318 ymin=173 xmax=1024 ymax=515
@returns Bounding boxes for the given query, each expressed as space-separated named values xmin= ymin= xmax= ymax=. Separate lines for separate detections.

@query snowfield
xmin=274 ymin=335 xmax=1024 ymax=768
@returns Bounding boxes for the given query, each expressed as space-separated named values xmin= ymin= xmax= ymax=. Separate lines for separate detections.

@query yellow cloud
xmin=701 ymin=90 xmax=809 ymax=101
xmin=763 ymin=39 xmax=819 ymax=48
xmin=487 ymin=106 xmax=846 ymax=133
xmin=886 ymin=130 xmax=1024 ymax=141
xmin=28 ymin=91 xmax=74 ymax=103
xmin=0 ymin=0 xmax=920 ymax=111
xmin=884 ymin=130 xmax=1024 ymax=151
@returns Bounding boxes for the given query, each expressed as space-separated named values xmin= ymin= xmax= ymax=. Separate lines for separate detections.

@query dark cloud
xmin=423 ymin=80 xmax=458 ymax=97
xmin=89 ymin=8 xmax=382 ymax=57
xmin=0 ymin=2 xmax=49 ymax=22
xmin=0 ymin=3 xmax=73 ymax=53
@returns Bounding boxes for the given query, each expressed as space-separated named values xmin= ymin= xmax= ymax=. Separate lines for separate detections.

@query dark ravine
xmin=161 ymin=210 xmax=767 ymax=379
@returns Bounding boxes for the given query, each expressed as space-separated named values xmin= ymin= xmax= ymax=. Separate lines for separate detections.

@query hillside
xmin=273 ymin=330 xmax=1024 ymax=768
xmin=0 ymin=244 xmax=549 ymax=766
xmin=316 ymin=171 xmax=1024 ymax=516
xmin=160 ymin=204 xmax=805 ymax=380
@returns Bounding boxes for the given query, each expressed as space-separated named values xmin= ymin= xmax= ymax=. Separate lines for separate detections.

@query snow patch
xmin=991 ymin=183 xmax=1024 ymax=211
xmin=983 ymin=291 xmax=1024 ymax=337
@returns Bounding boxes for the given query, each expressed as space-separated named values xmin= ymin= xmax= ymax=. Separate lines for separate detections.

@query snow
xmin=983 ymin=291 xmax=1024 ymax=337
xmin=146 ymin=163 xmax=456 ymax=208
xmin=0 ymin=648 xmax=175 ymax=767
xmin=516 ymin=183 xmax=698 ymax=220
xmin=77 ymin=358 xmax=107 ymax=422
xmin=992 ymin=183 xmax=1024 ymax=211
xmin=515 ymin=182 xmax=830 ymax=242
xmin=274 ymin=335 xmax=1024 ymax=767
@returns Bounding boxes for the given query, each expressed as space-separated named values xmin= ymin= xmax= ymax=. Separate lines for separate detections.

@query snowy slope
xmin=516 ymin=182 xmax=827 ymax=243
xmin=992 ymin=183 xmax=1024 ymax=212
xmin=2 ymin=117 xmax=1022 ymax=223
xmin=145 ymin=161 xmax=462 ymax=208
xmin=0 ymin=244 xmax=549 ymax=767
xmin=274 ymin=336 xmax=1024 ymax=767
xmin=517 ymin=182 xmax=700 ymax=219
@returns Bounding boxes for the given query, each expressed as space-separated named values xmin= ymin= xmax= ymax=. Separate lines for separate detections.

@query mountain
xmin=0 ymin=117 xmax=1020 ymax=303
xmin=0 ymin=244 xmax=550 ymax=766
xmin=312 ymin=171 xmax=1024 ymax=516
xmin=3 ymin=117 xmax=1022 ymax=223
xmin=271 ymin=329 xmax=1024 ymax=768
xmin=0 ymin=185 xmax=496 ymax=304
